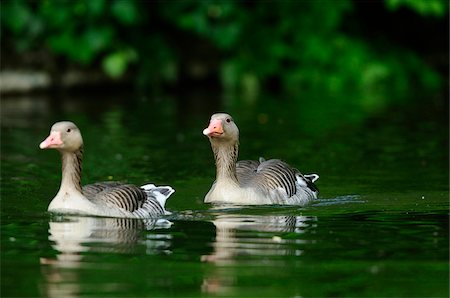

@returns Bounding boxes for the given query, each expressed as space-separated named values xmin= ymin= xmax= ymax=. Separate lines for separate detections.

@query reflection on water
xmin=203 ymin=214 xmax=316 ymax=262
xmin=39 ymin=213 xmax=318 ymax=297
xmin=2 ymin=91 xmax=447 ymax=297
xmin=40 ymin=216 xmax=172 ymax=297
xmin=201 ymin=214 xmax=317 ymax=295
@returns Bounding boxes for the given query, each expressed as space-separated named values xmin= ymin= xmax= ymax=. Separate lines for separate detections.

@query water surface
xmin=1 ymin=93 xmax=448 ymax=297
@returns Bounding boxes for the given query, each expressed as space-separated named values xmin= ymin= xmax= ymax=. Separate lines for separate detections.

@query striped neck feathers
xmin=60 ymin=147 xmax=83 ymax=193
xmin=211 ymin=140 xmax=239 ymax=184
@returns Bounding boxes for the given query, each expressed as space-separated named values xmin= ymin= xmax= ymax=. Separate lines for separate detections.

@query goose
xmin=202 ymin=113 xmax=319 ymax=205
xmin=39 ymin=121 xmax=174 ymax=218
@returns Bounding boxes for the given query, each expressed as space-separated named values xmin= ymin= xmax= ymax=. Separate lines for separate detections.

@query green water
xmin=1 ymin=94 xmax=448 ymax=297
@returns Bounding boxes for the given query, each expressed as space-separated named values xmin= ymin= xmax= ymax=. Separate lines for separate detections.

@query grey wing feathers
xmin=82 ymin=182 xmax=124 ymax=198
xmin=236 ymin=159 xmax=260 ymax=184
xmin=236 ymin=159 xmax=260 ymax=171
xmin=236 ymin=158 xmax=319 ymax=203
xmin=253 ymin=159 xmax=298 ymax=198
xmin=84 ymin=183 xmax=167 ymax=217
xmin=237 ymin=159 xmax=298 ymax=197
xmin=132 ymin=197 xmax=166 ymax=218
xmin=91 ymin=184 xmax=148 ymax=212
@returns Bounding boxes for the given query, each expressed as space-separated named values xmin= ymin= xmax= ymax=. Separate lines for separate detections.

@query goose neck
xmin=212 ymin=141 xmax=239 ymax=184
xmin=60 ymin=149 xmax=83 ymax=193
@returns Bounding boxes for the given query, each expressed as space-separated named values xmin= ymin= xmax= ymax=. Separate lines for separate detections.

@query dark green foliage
xmin=1 ymin=0 xmax=447 ymax=107
xmin=386 ymin=0 xmax=448 ymax=16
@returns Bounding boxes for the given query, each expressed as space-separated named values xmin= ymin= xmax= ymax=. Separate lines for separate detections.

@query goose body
xmin=40 ymin=121 xmax=174 ymax=218
xmin=203 ymin=113 xmax=319 ymax=205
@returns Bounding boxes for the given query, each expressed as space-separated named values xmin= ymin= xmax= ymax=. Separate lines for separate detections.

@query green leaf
xmin=111 ymin=0 xmax=139 ymax=25
xmin=385 ymin=0 xmax=448 ymax=16
xmin=82 ymin=26 xmax=114 ymax=53
xmin=102 ymin=50 xmax=136 ymax=78
xmin=1 ymin=0 xmax=33 ymax=34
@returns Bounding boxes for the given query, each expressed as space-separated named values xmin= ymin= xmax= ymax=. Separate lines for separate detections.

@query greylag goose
xmin=203 ymin=113 xmax=319 ymax=205
xmin=40 ymin=121 xmax=174 ymax=218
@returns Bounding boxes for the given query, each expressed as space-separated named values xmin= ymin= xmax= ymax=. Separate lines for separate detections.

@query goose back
xmin=236 ymin=159 xmax=260 ymax=184
xmin=82 ymin=182 xmax=123 ymax=198
xmin=238 ymin=159 xmax=318 ymax=204
xmin=89 ymin=184 xmax=147 ymax=211
xmin=87 ymin=183 xmax=167 ymax=217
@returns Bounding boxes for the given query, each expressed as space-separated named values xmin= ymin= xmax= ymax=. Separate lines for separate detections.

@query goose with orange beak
xmin=203 ymin=113 xmax=319 ymax=205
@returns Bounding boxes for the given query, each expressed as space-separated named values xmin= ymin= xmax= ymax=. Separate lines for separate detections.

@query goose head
xmin=40 ymin=121 xmax=83 ymax=152
xmin=203 ymin=113 xmax=239 ymax=143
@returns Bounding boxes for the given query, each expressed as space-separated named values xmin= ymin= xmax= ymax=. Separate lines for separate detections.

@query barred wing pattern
xmin=236 ymin=159 xmax=260 ymax=184
xmin=82 ymin=182 xmax=124 ymax=198
xmin=237 ymin=158 xmax=319 ymax=204
xmin=83 ymin=183 xmax=166 ymax=217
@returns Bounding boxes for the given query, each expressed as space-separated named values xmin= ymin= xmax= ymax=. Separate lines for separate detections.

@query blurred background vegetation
xmin=1 ymin=0 xmax=448 ymax=131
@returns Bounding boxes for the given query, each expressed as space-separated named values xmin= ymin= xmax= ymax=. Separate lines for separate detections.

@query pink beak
xmin=203 ymin=119 xmax=224 ymax=137
xmin=39 ymin=131 xmax=63 ymax=149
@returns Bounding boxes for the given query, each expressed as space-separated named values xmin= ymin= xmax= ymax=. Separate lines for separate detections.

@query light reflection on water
xmin=43 ymin=213 xmax=317 ymax=263
xmin=44 ymin=216 xmax=173 ymax=265
xmin=2 ymin=93 xmax=448 ymax=297
xmin=202 ymin=214 xmax=316 ymax=263
xmin=39 ymin=213 xmax=319 ymax=297
xmin=40 ymin=216 xmax=173 ymax=297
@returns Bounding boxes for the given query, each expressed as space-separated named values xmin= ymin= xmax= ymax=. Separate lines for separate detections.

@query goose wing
xmin=88 ymin=184 xmax=149 ymax=212
xmin=88 ymin=183 xmax=169 ymax=217
xmin=250 ymin=159 xmax=299 ymax=199
xmin=242 ymin=159 xmax=318 ymax=204
xmin=236 ymin=159 xmax=260 ymax=184
xmin=82 ymin=182 xmax=124 ymax=198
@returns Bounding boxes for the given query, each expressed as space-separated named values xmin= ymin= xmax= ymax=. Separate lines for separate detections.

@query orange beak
xmin=39 ymin=131 xmax=63 ymax=149
xmin=203 ymin=119 xmax=223 ymax=137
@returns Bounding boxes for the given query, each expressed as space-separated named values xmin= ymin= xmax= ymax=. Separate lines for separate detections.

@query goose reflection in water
xmin=40 ymin=216 xmax=172 ymax=297
xmin=201 ymin=214 xmax=317 ymax=295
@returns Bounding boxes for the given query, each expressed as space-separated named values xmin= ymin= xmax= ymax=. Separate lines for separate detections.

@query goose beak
xmin=203 ymin=119 xmax=224 ymax=137
xmin=40 ymin=131 xmax=63 ymax=149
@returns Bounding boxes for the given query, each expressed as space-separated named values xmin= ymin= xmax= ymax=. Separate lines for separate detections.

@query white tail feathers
xmin=140 ymin=184 xmax=156 ymax=190
xmin=304 ymin=174 xmax=319 ymax=183
xmin=140 ymin=184 xmax=175 ymax=208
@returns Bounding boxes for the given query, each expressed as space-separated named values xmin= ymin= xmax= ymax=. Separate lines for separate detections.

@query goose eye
xmin=67 ymin=128 xmax=71 ymax=133
xmin=226 ymin=118 xmax=231 ymax=123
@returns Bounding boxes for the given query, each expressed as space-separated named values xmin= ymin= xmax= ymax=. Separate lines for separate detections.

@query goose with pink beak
xmin=203 ymin=113 xmax=319 ymax=205
xmin=40 ymin=121 xmax=174 ymax=218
